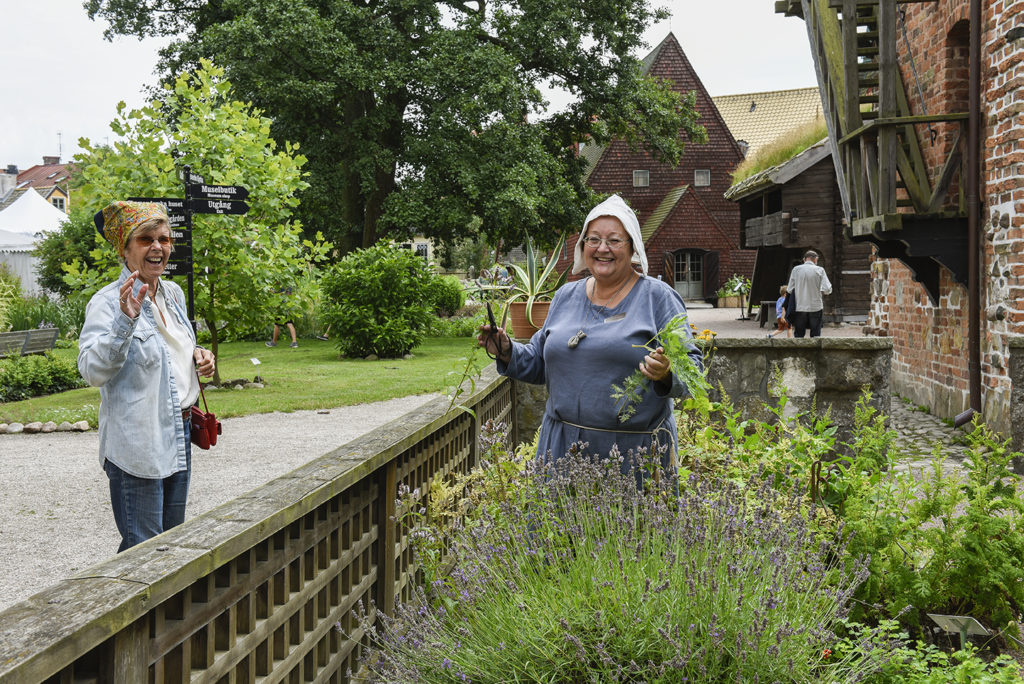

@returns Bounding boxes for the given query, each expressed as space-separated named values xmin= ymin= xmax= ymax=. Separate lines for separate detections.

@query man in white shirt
xmin=786 ymin=250 xmax=833 ymax=337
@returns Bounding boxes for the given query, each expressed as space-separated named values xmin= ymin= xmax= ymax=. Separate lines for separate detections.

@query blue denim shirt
xmin=78 ymin=267 xmax=193 ymax=478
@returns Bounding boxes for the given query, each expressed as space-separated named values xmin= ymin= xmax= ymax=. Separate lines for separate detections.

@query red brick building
xmin=780 ymin=0 xmax=1024 ymax=440
xmin=559 ymin=33 xmax=753 ymax=301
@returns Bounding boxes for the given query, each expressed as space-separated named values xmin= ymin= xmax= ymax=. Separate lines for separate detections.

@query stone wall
xmin=511 ymin=337 xmax=893 ymax=448
xmin=705 ymin=338 xmax=893 ymax=446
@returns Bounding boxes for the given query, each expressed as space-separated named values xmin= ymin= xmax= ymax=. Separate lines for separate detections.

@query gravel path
xmin=0 ymin=393 xmax=440 ymax=612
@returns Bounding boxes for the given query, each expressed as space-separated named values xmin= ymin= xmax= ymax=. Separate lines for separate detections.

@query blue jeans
xmin=104 ymin=422 xmax=191 ymax=553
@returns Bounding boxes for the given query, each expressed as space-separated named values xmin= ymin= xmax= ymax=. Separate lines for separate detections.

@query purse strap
xmin=195 ymin=372 xmax=210 ymax=413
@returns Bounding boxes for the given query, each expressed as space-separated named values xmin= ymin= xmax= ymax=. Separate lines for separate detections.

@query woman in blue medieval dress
xmin=478 ymin=194 xmax=703 ymax=474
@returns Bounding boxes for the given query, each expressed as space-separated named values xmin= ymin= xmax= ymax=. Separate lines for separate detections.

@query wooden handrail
xmin=837 ymin=113 xmax=970 ymax=146
xmin=0 ymin=366 xmax=513 ymax=683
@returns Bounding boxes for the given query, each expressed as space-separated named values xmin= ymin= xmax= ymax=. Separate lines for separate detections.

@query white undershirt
xmin=152 ymin=283 xmax=200 ymax=408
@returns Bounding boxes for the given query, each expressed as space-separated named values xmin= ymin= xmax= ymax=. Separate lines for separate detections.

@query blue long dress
xmin=498 ymin=276 xmax=703 ymax=472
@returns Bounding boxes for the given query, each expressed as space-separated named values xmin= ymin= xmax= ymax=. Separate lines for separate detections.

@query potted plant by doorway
xmin=504 ymin=233 xmax=568 ymax=339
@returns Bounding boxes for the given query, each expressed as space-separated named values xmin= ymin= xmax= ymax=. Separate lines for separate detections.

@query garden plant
xmin=353 ymin=427 xmax=893 ymax=682
xmin=349 ymin=382 xmax=1024 ymax=681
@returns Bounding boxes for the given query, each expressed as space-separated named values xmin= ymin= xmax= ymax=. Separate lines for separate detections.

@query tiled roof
xmin=712 ymin=87 xmax=823 ymax=159
xmin=640 ymin=185 xmax=688 ymax=243
xmin=16 ymin=162 xmax=75 ymax=189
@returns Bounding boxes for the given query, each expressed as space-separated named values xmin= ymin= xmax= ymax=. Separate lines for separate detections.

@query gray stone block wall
xmin=1007 ymin=337 xmax=1024 ymax=459
xmin=705 ymin=337 xmax=892 ymax=447
xmin=510 ymin=337 xmax=893 ymax=449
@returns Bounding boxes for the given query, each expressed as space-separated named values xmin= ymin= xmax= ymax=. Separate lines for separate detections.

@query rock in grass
xmin=23 ymin=422 xmax=43 ymax=434
xmin=41 ymin=422 xmax=57 ymax=433
xmin=7 ymin=423 xmax=24 ymax=434
xmin=72 ymin=421 xmax=90 ymax=432
xmin=57 ymin=421 xmax=73 ymax=432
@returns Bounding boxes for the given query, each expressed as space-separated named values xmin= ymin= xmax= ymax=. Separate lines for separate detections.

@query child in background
xmin=769 ymin=285 xmax=792 ymax=338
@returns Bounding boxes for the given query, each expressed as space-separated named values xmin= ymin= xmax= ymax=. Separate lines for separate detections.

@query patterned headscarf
xmin=94 ymin=201 xmax=169 ymax=254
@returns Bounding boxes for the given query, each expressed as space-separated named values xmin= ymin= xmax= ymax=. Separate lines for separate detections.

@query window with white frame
xmin=632 ymin=170 xmax=649 ymax=187
xmin=694 ymin=169 xmax=711 ymax=187
xmin=52 ymin=197 xmax=65 ymax=211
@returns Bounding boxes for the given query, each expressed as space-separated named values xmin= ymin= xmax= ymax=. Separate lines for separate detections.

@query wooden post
xmin=376 ymin=462 xmax=397 ymax=617
xmin=877 ymin=0 xmax=898 ymax=215
xmin=110 ymin=617 xmax=148 ymax=682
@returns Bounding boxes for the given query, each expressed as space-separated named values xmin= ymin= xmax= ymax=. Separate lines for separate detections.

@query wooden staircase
xmin=776 ymin=0 xmax=969 ymax=303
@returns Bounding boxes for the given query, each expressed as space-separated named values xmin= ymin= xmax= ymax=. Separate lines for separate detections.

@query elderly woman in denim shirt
xmin=78 ymin=201 xmax=215 ymax=552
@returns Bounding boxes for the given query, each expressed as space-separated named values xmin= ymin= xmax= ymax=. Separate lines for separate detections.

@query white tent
xmin=0 ymin=228 xmax=44 ymax=295
xmin=0 ymin=188 xmax=70 ymax=236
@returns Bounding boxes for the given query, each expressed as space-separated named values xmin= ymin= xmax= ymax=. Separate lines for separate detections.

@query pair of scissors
xmin=483 ymin=301 xmax=510 ymax=362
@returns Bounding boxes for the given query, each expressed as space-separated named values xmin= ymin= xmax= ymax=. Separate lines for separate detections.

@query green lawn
xmin=0 ymin=337 xmax=480 ymax=426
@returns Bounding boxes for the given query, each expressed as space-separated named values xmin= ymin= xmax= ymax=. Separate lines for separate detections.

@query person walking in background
xmin=768 ymin=284 xmax=792 ymax=338
xmin=267 ymin=285 xmax=298 ymax=348
xmin=786 ymin=250 xmax=832 ymax=337
xmin=79 ymin=201 xmax=216 ymax=552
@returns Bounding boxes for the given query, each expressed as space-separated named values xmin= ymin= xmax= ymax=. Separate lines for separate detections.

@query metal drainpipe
xmin=956 ymin=0 xmax=982 ymax=427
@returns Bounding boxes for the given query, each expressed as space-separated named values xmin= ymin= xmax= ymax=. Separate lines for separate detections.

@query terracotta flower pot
xmin=508 ymin=301 xmax=551 ymax=339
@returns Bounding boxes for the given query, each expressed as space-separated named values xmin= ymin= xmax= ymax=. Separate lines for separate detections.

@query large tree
xmin=65 ymin=61 xmax=329 ymax=382
xmin=87 ymin=0 xmax=706 ymax=252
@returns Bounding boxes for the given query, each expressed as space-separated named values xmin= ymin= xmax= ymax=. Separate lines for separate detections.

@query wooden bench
xmin=0 ymin=328 xmax=60 ymax=358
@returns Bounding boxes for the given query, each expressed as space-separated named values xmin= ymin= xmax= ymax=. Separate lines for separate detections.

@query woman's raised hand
xmin=119 ymin=271 xmax=148 ymax=319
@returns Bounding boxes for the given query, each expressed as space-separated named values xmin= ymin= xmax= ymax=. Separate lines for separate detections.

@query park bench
xmin=0 ymin=328 xmax=60 ymax=359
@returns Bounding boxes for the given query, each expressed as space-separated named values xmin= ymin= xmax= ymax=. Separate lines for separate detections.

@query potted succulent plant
xmin=505 ymin=233 xmax=569 ymax=339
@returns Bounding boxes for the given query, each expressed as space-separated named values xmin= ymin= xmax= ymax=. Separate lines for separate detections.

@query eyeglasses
xmin=581 ymin=236 xmax=628 ymax=250
xmin=134 ymin=235 xmax=173 ymax=247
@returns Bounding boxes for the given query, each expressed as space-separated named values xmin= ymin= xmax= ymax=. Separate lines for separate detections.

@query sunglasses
xmin=134 ymin=235 xmax=174 ymax=247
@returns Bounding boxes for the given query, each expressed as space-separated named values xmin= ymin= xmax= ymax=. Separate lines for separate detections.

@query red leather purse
xmin=190 ymin=380 xmax=221 ymax=449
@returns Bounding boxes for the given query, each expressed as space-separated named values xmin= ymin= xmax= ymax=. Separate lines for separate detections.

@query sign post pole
xmin=183 ymin=165 xmax=196 ymax=330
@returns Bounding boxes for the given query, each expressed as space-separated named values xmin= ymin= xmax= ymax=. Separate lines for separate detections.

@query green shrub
xmin=834 ymin=619 xmax=1024 ymax=683
xmin=5 ymin=295 xmax=85 ymax=338
xmin=678 ymin=389 xmax=1024 ymax=645
xmin=0 ymin=352 xmax=86 ymax=402
xmin=321 ymin=243 xmax=436 ymax=358
xmin=32 ymin=208 xmax=100 ymax=297
xmin=427 ymin=309 xmax=485 ymax=338
xmin=425 ymin=275 xmax=466 ymax=317
xmin=0 ymin=263 xmax=19 ymax=331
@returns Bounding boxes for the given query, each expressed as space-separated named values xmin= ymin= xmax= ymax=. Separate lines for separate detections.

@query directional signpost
xmin=128 ymin=166 xmax=250 ymax=330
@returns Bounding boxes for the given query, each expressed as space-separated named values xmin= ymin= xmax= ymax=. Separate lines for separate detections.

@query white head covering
xmin=571 ymin=194 xmax=648 ymax=275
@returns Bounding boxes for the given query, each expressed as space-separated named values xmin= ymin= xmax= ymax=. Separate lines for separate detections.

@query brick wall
xmin=869 ymin=0 xmax=1023 ymax=434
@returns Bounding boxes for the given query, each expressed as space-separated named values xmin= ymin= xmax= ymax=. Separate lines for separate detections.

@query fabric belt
xmin=555 ymin=416 xmax=677 ymax=465
xmin=556 ymin=418 xmax=655 ymax=436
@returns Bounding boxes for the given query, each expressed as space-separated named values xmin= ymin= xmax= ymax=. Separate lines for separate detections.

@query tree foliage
xmin=65 ymin=60 xmax=330 ymax=381
xmin=86 ymin=0 xmax=707 ymax=252
xmin=33 ymin=208 xmax=101 ymax=297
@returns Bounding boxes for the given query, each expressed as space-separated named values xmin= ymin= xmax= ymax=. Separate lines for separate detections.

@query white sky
xmin=0 ymin=0 xmax=817 ymax=171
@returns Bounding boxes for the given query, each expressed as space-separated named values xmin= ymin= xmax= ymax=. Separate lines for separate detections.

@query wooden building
xmin=726 ymin=139 xmax=872 ymax=322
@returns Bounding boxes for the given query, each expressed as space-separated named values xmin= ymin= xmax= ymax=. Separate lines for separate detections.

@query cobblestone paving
xmin=887 ymin=396 xmax=969 ymax=476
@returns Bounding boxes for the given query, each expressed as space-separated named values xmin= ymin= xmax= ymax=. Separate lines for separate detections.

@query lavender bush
xmin=354 ymin=444 xmax=888 ymax=682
